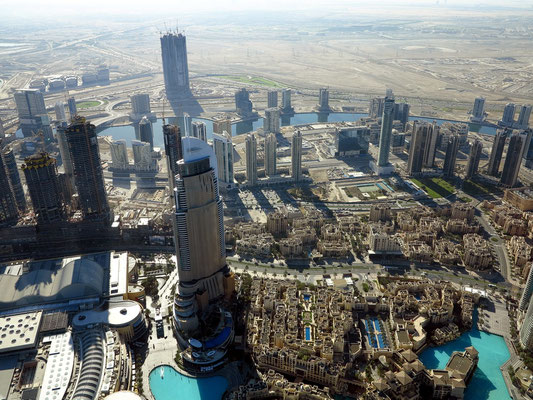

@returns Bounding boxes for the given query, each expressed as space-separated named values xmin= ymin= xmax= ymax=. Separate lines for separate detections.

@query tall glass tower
xmin=160 ymin=33 xmax=190 ymax=97
xmin=377 ymin=95 xmax=395 ymax=167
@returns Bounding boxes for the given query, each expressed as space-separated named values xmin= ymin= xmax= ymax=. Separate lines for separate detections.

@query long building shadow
xmin=167 ymin=95 xmax=204 ymax=117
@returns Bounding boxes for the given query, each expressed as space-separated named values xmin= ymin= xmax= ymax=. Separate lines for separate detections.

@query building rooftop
xmin=73 ymin=301 xmax=142 ymax=329
xmin=0 ymin=311 xmax=42 ymax=354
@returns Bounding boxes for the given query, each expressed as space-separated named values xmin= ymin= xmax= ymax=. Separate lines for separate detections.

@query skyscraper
xmin=408 ymin=122 xmax=432 ymax=175
xmin=67 ymin=97 xmax=77 ymax=120
xmin=317 ymin=88 xmax=330 ymax=112
xmin=54 ymin=101 xmax=67 ymax=122
xmin=267 ymin=90 xmax=278 ymax=108
xmin=139 ymin=116 xmax=154 ymax=151
xmin=245 ymin=134 xmax=257 ymax=186
xmin=172 ymin=137 xmax=231 ymax=333
xmin=263 ymin=108 xmax=280 ymax=134
xmin=65 ymin=117 xmax=110 ymax=223
xmin=235 ymin=88 xmax=254 ymax=117
xmin=131 ymin=94 xmax=151 ymax=116
xmin=0 ymin=151 xmax=19 ymax=226
xmin=213 ymin=117 xmax=232 ymax=135
xmin=264 ymin=133 xmax=277 ymax=176
xmin=191 ymin=121 xmax=207 ymax=142
xmin=110 ymin=139 xmax=129 ymax=170
xmin=517 ymin=105 xmax=532 ymax=129
xmin=443 ymin=135 xmax=459 ymax=178
xmin=212 ymin=131 xmax=234 ymax=187
xmin=22 ymin=152 xmax=66 ymax=225
xmin=470 ymin=97 xmax=486 ymax=122
xmin=132 ymin=140 xmax=155 ymax=171
xmin=281 ymin=89 xmax=294 ymax=114
xmin=487 ymin=129 xmax=509 ymax=177
xmin=55 ymin=124 xmax=75 ymax=192
xmin=520 ymin=266 xmax=533 ymax=312
xmin=465 ymin=139 xmax=483 ymax=180
xmin=0 ymin=118 xmax=5 ymax=139
xmin=369 ymin=97 xmax=384 ymax=119
xmin=163 ymin=124 xmax=183 ymax=190
xmin=501 ymin=131 xmax=529 ymax=187
xmin=393 ymin=103 xmax=410 ymax=129
xmin=520 ymin=294 xmax=533 ymax=350
xmin=291 ymin=130 xmax=303 ymax=182
xmin=377 ymin=95 xmax=394 ymax=167
xmin=500 ymin=103 xmax=515 ymax=126
xmin=14 ymin=89 xmax=52 ymax=139
xmin=422 ymin=122 xmax=439 ymax=168
xmin=160 ymin=33 xmax=190 ymax=97
xmin=2 ymin=147 xmax=26 ymax=211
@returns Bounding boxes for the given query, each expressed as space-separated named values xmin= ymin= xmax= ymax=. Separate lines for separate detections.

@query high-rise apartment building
xmin=501 ymin=131 xmax=530 ymax=187
xmin=267 ymin=90 xmax=278 ymax=108
xmin=517 ymin=105 xmax=532 ymax=129
xmin=160 ymin=33 xmax=190 ymax=97
xmin=22 ymin=152 xmax=66 ymax=225
xmin=131 ymin=94 xmax=151 ymax=116
xmin=317 ymin=88 xmax=330 ymax=112
xmin=191 ymin=121 xmax=207 ymax=142
xmin=264 ymin=133 xmax=277 ymax=176
xmin=139 ymin=116 xmax=154 ymax=151
xmin=443 ymin=135 xmax=459 ymax=178
xmin=2 ymin=147 xmax=26 ymax=211
xmin=470 ymin=97 xmax=486 ymax=122
xmin=465 ymin=139 xmax=483 ymax=180
xmin=0 ymin=151 xmax=19 ymax=227
xmin=408 ymin=122 xmax=432 ymax=175
xmin=110 ymin=139 xmax=129 ymax=170
xmin=132 ymin=140 xmax=155 ymax=172
xmin=163 ymin=124 xmax=183 ymax=189
xmin=291 ymin=130 xmax=303 ymax=182
xmin=377 ymin=96 xmax=394 ymax=167
xmin=263 ymin=108 xmax=280 ymax=134
xmin=213 ymin=117 xmax=232 ymax=135
xmin=65 ymin=117 xmax=110 ymax=223
xmin=67 ymin=97 xmax=77 ymax=120
xmin=212 ymin=131 xmax=234 ymax=187
xmin=54 ymin=101 xmax=67 ymax=122
xmin=14 ymin=89 xmax=52 ymax=140
xmin=281 ymin=89 xmax=294 ymax=114
xmin=235 ymin=88 xmax=254 ymax=117
xmin=245 ymin=134 xmax=258 ymax=186
xmin=500 ymin=103 xmax=515 ymax=126
xmin=369 ymin=97 xmax=384 ymax=119
xmin=422 ymin=122 xmax=439 ymax=168
xmin=487 ymin=129 xmax=509 ymax=177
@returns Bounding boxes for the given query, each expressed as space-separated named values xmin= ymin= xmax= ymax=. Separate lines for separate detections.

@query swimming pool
xmin=149 ymin=365 xmax=229 ymax=400
xmin=305 ymin=326 xmax=311 ymax=341
xmin=419 ymin=310 xmax=511 ymax=400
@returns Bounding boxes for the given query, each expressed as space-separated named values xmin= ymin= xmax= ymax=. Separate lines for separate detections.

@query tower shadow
xmin=167 ymin=95 xmax=204 ymax=117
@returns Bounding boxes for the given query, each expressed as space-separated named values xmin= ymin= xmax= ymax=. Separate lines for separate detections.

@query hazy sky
xmin=1 ymin=0 xmax=531 ymax=19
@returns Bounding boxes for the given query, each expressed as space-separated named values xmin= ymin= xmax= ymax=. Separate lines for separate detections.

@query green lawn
xmin=411 ymin=177 xmax=455 ymax=198
xmin=77 ymin=100 xmax=100 ymax=109
xmin=219 ymin=75 xmax=283 ymax=88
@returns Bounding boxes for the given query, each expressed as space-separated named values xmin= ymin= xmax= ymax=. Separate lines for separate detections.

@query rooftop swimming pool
xmin=149 ymin=365 xmax=228 ymax=400
xmin=305 ymin=326 xmax=311 ymax=341
xmin=419 ymin=310 xmax=511 ymax=400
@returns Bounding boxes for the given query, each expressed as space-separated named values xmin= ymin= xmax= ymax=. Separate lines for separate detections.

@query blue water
xmin=303 ymin=294 xmax=311 ymax=301
xmin=98 ymin=112 xmax=499 ymax=148
xmin=149 ymin=365 xmax=229 ymax=400
xmin=419 ymin=310 xmax=511 ymax=400
xmin=305 ymin=326 xmax=311 ymax=341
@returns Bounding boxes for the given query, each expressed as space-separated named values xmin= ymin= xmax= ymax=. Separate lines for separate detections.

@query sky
xmin=1 ymin=0 xmax=531 ymax=19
